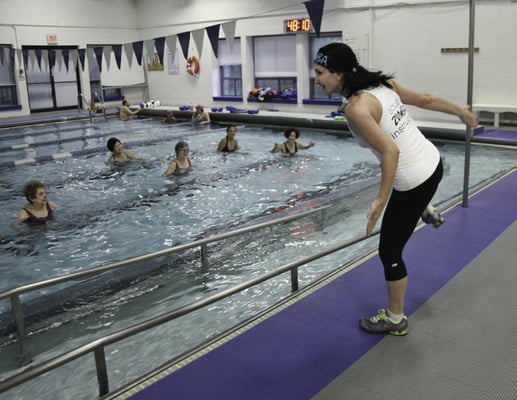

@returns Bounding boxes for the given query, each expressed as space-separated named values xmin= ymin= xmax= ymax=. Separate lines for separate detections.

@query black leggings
xmin=379 ymin=160 xmax=443 ymax=281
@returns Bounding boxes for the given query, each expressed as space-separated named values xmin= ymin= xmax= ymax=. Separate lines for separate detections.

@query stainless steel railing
xmin=0 ymin=205 xmax=330 ymax=342
xmin=78 ymin=93 xmax=93 ymax=122
xmin=0 ymin=226 xmax=377 ymax=398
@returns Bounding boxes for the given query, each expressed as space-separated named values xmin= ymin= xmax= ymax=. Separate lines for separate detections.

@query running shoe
xmin=421 ymin=205 xmax=445 ymax=228
xmin=359 ymin=309 xmax=408 ymax=336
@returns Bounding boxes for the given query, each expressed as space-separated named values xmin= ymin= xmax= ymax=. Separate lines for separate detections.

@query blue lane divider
xmin=1 ymin=126 xmax=230 ymax=169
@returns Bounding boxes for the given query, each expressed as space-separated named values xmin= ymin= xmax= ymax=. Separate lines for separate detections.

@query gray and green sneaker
xmin=421 ymin=205 xmax=445 ymax=228
xmin=359 ymin=309 xmax=408 ymax=336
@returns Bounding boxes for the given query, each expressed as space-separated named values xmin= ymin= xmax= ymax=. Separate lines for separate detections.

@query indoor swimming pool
xmin=0 ymin=117 xmax=516 ymax=399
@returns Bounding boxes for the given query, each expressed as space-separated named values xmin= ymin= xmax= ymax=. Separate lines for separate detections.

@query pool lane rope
xmin=0 ymin=126 xmax=232 ymax=169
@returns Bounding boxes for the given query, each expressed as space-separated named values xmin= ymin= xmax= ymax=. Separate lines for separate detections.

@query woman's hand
xmin=459 ymin=106 xmax=478 ymax=128
xmin=366 ymin=197 xmax=385 ymax=236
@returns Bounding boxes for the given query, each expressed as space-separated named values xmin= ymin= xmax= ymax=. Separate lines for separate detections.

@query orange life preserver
xmin=186 ymin=56 xmax=200 ymax=75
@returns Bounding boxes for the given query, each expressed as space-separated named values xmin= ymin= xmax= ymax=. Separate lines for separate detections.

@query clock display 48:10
xmin=284 ymin=18 xmax=311 ymax=33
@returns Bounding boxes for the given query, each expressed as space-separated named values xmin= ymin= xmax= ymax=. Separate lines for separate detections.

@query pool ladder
xmin=79 ymin=93 xmax=107 ymax=122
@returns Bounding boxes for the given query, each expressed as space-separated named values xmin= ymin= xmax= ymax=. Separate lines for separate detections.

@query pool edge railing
xmin=0 ymin=227 xmax=379 ymax=398
xmin=0 ymin=205 xmax=331 ymax=341
xmin=1 ymin=169 xmax=515 ymax=398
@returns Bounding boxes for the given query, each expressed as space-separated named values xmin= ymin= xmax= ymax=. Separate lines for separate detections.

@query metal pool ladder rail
xmin=0 ymin=216 xmax=378 ymax=398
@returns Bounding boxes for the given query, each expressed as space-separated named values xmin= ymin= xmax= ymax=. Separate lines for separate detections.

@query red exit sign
xmin=47 ymin=34 xmax=58 ymax=44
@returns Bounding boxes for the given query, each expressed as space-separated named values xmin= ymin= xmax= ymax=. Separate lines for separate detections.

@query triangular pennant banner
xmin=154 ymin=37 xmax=166 ymax=66
xmin=86 ymin=48 xmax=94 ymax=72
xmin=34 ymin=49 xmax=42 ymax=71
xmin=112 ymin=44 xmax=122 ymax=69
xmin=132 ymin=41 xmax=144 ymax=66
xmin=93 ymin=46 xmax=103 ymax=72
xmin=49 ymin=49 xmax=56 ymax=69
xmin=56 ymin=49 xmax=64 ymax=71
xmin=304 ymin=0 xmax=325 ymax=38
xmin=103 ymin=46 xmax=112 ymax=71
xmin=42 ymin=49 xmax=49 ymax=72
xmin=123 ymin=43 xmax=134 ymax=67
xmin=29 ymin=49 xmax=37 ymax=71
xmin=177 ymin=32 xmax=190 ymax=60
xmin=22 ymin=48 xmax=29 ymax=69
xmin=192 ymin=29 xmax=205 ymax=59
xmin=16 ymin=49 xmax=22 ymax=70
xmin=78 ymin=48 xmax=86 ymax=71
xmin=221 ymin=21 xmax=237 ymax=52
xmin=206 ymin=24 xmax=221 ymax=58
xmin=144 ymin=39 xmax=155 ymax=65
xmin=166 ymin=35 xmax=177 ymax=61
xmin=62 ymin=49 xmax=70 ymax=72
xmin=70 ymin=49 xmax=78 ymax=71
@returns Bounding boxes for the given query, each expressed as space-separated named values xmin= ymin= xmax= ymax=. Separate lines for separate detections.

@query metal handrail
xmin=3 ymin=173 xmax=506 ymax=397
xmin=0 ymin=205 xmax=330 ymax=340
xmin=79 ymin=93 xmax=93 ymax=123
xmin=0 ymin=228 xmax=377 ymax=397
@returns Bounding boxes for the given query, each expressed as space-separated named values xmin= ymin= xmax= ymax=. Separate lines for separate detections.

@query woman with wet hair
xmin=271 ymin=127 xmax=315 ymax=155
xmin=162 ymin=141 xmax=193 ymax=177
xmin=106 ymin=137 xmax=144 ymax=164
xmin=14 ymin=180 xmax=58 ymax=225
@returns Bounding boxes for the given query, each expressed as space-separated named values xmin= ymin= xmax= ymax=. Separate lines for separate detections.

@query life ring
xmin=186 ymin=56 xmax=200 ymax=75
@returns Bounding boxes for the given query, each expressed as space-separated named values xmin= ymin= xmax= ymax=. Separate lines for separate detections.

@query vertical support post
xmin=201 ymin=243 xmax=208 ymax=268
xmin=462 ymin=0 xmax=476 ymax=208
xmin=320 ymin=208 xmax=326 ymax=231
xmin=11 ymin=294 xmax=33 ymax=366
xmin=290 ymin=267 xmax=299 ymax=292
xmin=94 ymin=346 xmax=109 ymax=397
xmin=11 ymin=294 xmax=26 ymax=340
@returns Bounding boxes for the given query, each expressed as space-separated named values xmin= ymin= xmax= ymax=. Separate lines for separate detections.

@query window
xmin=255 ymin=78 xmax=296 ymax=92
xmin=0 ymin=46 xmax=18 ymax=107
xmin=309 ymin=33 xmax=342 ymax=100
xmin=253 ymin=35 xmax=297 ymax=98
xmin=218 ymin=39 xmax=242 ymax=97
xmin=88 ymin=46 xmax=122 ymax=102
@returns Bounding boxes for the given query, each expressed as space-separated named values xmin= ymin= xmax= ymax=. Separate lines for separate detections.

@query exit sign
xmin=47 ymin=34 xmax=58 ymax=44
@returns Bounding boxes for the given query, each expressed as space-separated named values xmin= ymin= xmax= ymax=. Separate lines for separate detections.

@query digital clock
xmin=284 ymin=18 xmax=312 ymax=33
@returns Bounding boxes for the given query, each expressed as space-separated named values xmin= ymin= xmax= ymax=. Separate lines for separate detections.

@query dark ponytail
xmin=345 ymin=65 xmax=394 ymax=98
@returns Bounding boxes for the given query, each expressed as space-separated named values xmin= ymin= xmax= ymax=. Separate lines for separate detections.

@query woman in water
xmin=162 ymin=110 xmax=177 ymax=124
xmin=217 ymin=124 xmax=239 ymax=153
xmin=162 ymin=141 xmax=193 ymax=177
xmin=106 ymin=137 xmax=145 ymax=164
xmin=271 ymin=127 xmax=315 ymax=155
xmin=191 ymin=104 xmax=211 ymax=125
xmin=13 ymin=180 xmax=58 ymax=225
xmin=119 ymin=99 xmax=141 ymax=121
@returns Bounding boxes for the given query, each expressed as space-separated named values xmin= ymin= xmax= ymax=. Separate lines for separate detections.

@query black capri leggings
xmin=379 ymin=159 xmax=443 ymax=281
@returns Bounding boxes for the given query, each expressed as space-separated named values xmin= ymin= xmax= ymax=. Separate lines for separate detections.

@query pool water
xmin=0 ymin=120 xmax=381 ymax=293
xmin=0 ymin=118 xmax=516 ymax=399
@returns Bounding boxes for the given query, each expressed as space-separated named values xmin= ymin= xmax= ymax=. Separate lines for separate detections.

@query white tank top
xmin=348 ymin=85 xmax=440 ymax=191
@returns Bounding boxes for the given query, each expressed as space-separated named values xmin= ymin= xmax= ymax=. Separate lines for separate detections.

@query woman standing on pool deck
xmin=314 ymin=42 xmax=477 ymax=336
xmin=13 ymin=180 xmax=58 ymax=225
xmin=162 ymin=141 xmax=193 ymax=177
xmin=271 ymin=127 xmax=315 ymax=155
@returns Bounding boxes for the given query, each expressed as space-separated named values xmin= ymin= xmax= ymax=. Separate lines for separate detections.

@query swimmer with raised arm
xmin=271 ymin=127 xmax=315 ymax=155
xmin=119 ymin=100 xmax=141 ymax=121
